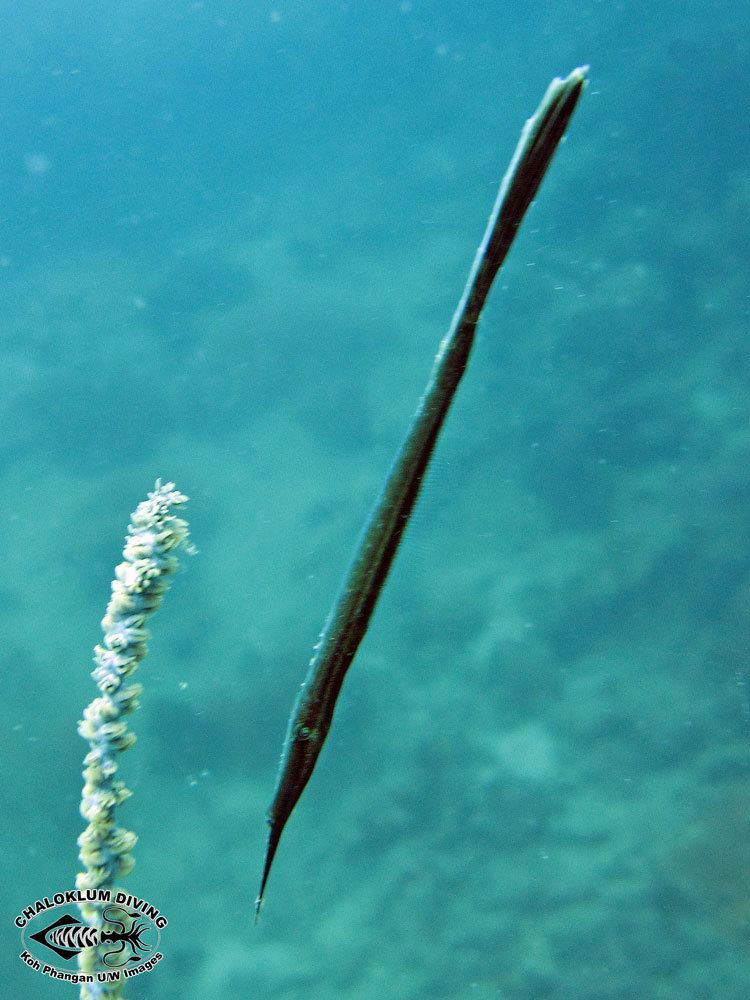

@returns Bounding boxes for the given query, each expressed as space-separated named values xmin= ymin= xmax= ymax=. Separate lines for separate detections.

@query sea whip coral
xmin=76 ymin=481 xmax=189 ymax=998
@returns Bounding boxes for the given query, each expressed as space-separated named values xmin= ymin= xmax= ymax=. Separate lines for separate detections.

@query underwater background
xmin=2 ymin=1 xmax=749 ymax=997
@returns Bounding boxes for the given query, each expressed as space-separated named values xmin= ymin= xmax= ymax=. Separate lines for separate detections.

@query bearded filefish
xmin=256 ymin=66 xmax=588 ymax=917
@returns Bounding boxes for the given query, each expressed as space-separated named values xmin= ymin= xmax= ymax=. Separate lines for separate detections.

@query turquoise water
xmin=2 ymin=2 xmax=749 ymax=997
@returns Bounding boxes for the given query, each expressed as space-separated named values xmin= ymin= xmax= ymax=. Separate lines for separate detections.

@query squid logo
xmin=17 ymin=890 xmax=166 ymax=984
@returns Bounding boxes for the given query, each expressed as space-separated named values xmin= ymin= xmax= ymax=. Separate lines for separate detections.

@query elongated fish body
xmin=256 ymin=66 xmax=588 ymax=916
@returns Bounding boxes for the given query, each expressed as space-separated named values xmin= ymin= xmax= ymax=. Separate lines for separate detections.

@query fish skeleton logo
xmin=31 ymin=907 xmax=151 ymax=965
xmin=17 ymin=889 xmax=166 ymax=986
